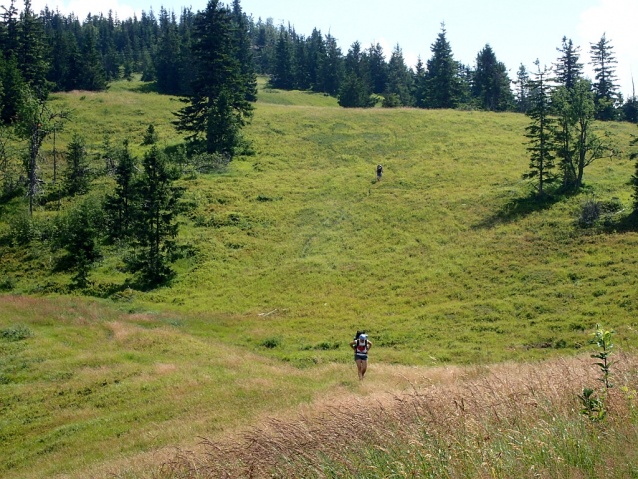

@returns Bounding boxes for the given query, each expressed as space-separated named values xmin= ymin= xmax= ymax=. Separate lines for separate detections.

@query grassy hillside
xmin=1 ymin=77 xmax=638 ymax=477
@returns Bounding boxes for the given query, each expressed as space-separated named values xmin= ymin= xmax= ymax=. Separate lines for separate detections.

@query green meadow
xmin=1 ymin=78 xmax=638 ymax=477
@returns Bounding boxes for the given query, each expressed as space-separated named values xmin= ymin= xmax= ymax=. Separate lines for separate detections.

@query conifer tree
xmin=128 ymin=145 xmax=182 ymax=284
xmin=271 ymin=30 xmax=294 ymax=89
xmin=553 ymin=37 xmax=583 ymax=90
xmin=589 ymin=34 xmax=620 ymax=121
xmin=385 ymin=44 xmax=412 ymax=106
xmin=63 ymin=134 xmax=91 ymax=196
xmin=175 ymin=0 xmax=255 ymax=156
xmin=412 ymin=56 xmax=427 ymax=108
xmin=76 ymin=26 xmax=107 ymax=90
xmin=472 ymin=44 xmax=513 ymax=111
xmin=231 ymin=0 xmax=257 ymax=101
xmin=54 ymin=197 xmax=103 ymax=288
xmin=338 ymin=72 xmax=373 ymax=108
xmin=15 ymin=0 xmax=48 ymax=92
xmin=424 ymin=25 xmax=462 ymax=109
xmin=339 ymin=41 xmax=372 ymax=108
xmin=524 ymin=62 xmax=556 ymax=196
xmin=365 ymin=42 xmax=388 ymax=95
xmin=514 ymin=63 xmax=531 ymax=113
xmin=0 ymin=55 xmax=25 ymax=123
xmin=104 ymin=140 xmax=137 ymax=241
xmin=155 ymin=8 xmax=182 ymax=95
xmin=321 ymin=33 xmax=343 ymax=96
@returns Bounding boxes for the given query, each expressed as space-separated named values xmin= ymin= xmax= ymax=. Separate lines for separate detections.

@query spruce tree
xmin=231 ymin=0 xmax=257 ymax=101
xmin=412 ymin=56 xmax=427 ymax=108
xmin=76 ymin=26 xmax=107 ymax=90
xmin=385 ymin=44 xmax=412 ymax=106
xmin=365 ymin=43 xmax=387 ymax=95
xmin=472 ymin=44 xmax=513 ymax=111
xmin=338 ymin=72 xmax=372 ymax=108
xmin=155 ymin=8 xmax=182 ymax=95
xmin=16 ymin=0 xmax=48 ymax=92
xmin=104 ymin=140 xmax=137 ymax=241
xmin=321 ymin=33 xmax=343 ymax=96
xmin=54 ymin=197 xmax=103 ymax=288
xmin=524 ymin=63 xmax=556 ymax=196
xmin=175 ymin=0 xmax=254 ymax=156
xmin=63 ymin=134 xmax=91 ymax=196
xmin=514 ymin=64 xmax=531 ymax=113
xmin=0 ymin=55 xmax=25 ymax=123
xmin=271 ymin=30 xmax=294 ymax=89
xmin=424 ymin=25 xmax=462 ymax=109
xmin=589 ymin=34 xmax=620 ymax=121
xmin=553 ymin=37 xmax=583 ymax=91
xmin=129 ymin=145 xmax=182 ymax=284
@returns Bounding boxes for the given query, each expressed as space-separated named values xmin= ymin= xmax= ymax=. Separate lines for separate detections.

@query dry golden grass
xmin=159 ymin=353 xmax=638 ymax=479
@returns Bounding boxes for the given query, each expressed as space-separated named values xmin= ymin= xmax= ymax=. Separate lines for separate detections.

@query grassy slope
xmin=1 ymin=78 xmax=638 ymax=477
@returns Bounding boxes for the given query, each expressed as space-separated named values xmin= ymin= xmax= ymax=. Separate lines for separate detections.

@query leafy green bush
xmin=0 ymin=323 xmax=33 ymax=341
xmin=261 ymin=337 xmax=282 ymax=349
xmin=8 ymin=209 xmax=41 ymax=245
xmin=579 ymin=199 xmax=601 ymax=226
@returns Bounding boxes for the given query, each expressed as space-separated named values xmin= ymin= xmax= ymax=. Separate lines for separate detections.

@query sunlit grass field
xmin=1 ymin=77 xmax=638 ymax=477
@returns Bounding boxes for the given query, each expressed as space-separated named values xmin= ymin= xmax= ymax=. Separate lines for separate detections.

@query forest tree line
xmin=1 ymin=0 xmax=637 ymax=122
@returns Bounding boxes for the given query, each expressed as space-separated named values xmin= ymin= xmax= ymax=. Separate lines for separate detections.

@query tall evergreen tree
xmin=155 ymin=8 xmax=182 ymax=95
xmin=524 ymin=63 xmax=556 ymax=196
xmin=339 ymin=41 xmax=372 ymax=108
xmin=384 ymin=44 xmax=412 ymax=106
xmin=412 ymin=56 xmax=427 ymax=108
xmin=553 ymin=37 xmax=583 ymax=90
xmin=175 ymin=0 xmax=255 ymax=156
xmin=472 ymin=44 xmax=513 ymax=111
xmin=321 ymin=33 xmax=343 ymax=96
xmin=63 ymin=134 xmax=91 ymax=196
xmin=0 ymin=55 xmax=25 ymax=123
xmin=365 ymin=42 xmax=387 ymax=95
xmin=231 ymin=0 xmax=257 ymax=101
xmin=271 ymin=30 xmax=294 ymax=89
xmin=15 ymin=0 xmax=48 ymax=92
xmin=104 ymin=140 xmax=137 ymax=241
xmin=76 ymin=26 xmax=107 ymax=90
xmin=589 ymin=34 xmax=620 ymax=121
xmin=514 ymin=63 xmax=531 ymax=113
xmin=424 ymin=25 xmax=462 ymax=109
xmin=129 ymin=145 xmax=182 ymax=284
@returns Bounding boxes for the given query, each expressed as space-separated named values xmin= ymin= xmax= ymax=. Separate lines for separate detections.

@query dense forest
xmin=1 ymin=0 xmax=637 ymax=119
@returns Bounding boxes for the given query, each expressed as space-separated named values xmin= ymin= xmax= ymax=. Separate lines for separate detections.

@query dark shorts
xmin=355 ymin=354 xmax=368 ymax=361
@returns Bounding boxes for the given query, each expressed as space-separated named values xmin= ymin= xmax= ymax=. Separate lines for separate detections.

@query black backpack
xmin=354 ymin=330 xmax=365 ymax=340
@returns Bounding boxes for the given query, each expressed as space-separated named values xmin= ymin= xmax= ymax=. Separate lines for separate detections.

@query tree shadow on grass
xmin=596 ymin=210 xmax=638 ymax=234
xmin=473 ymin=189 xmax=574 ymax=230
xmin=128 ymin=81 xmax=160 ymax=94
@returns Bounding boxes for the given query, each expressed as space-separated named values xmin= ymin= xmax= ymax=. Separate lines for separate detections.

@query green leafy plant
xmin=0 ymin=324 xmax=34 ymax=341
xmin=590 ymin=323 xmax=615 ymax=390
xmin=578 ymin=323 xmax=615 ymax=421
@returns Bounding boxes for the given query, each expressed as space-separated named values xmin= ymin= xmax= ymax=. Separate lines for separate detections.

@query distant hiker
xmin=350 ymin=332 xmax=372 ymax=380
xmin=376 ymin=164 xmax=383 ymax=181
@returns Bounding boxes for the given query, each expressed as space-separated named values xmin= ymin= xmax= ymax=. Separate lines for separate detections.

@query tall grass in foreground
xmin=162 ymin=353 xmax=638 ymax=478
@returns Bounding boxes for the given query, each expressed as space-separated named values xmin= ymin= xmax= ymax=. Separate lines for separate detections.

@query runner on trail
xmin=350 ymin=332 xmax=372 ymax=380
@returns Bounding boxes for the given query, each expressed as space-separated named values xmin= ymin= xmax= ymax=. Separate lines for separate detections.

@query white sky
xmin=30 ymin=0 xmax=638 ymax=97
